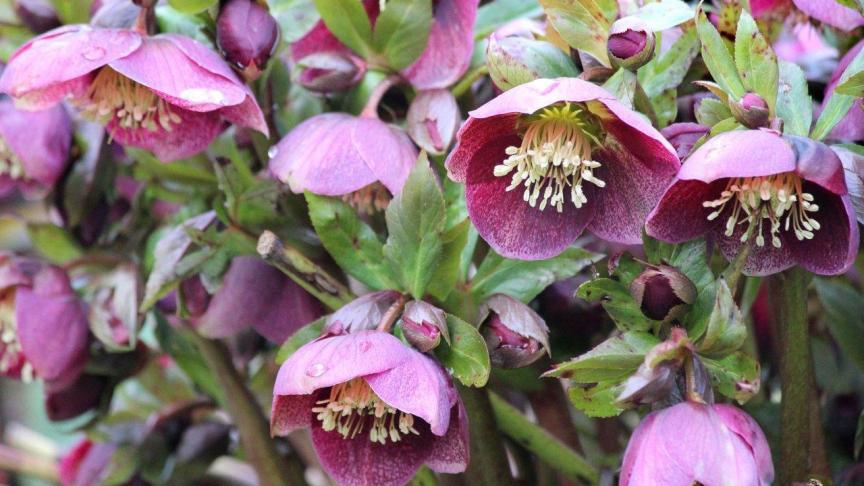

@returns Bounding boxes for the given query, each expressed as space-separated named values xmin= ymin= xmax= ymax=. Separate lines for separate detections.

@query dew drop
xmin=82 ymin=46 xmax=106 ymax=61
xmin=306 ymin=363 xmax=327 ymax=377
xmin=359 ymin=341 xmax=372 ymax=352
xmin=267 ymin=146 xmax=279 ymax=158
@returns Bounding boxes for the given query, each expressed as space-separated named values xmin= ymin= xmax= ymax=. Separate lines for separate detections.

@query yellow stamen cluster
xmin=312 ymin=378 xmax=420 ymax=444
xmin=702 ymin=173 xmax=820 ymax=248
xmin=493 ymin=103 xmax=605 ymax=213
xmin=0 ymin=293 xmax=32 ymax=381
xmin=342 ymin=182 xmax=391 ymax=215
xmin=0 ymin=137 xmax=25 ymax=180
xmin=78 ymin=67 xmax=182 ymax=132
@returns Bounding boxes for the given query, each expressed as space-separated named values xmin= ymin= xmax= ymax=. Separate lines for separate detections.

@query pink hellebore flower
xmin=0 ymin=25 xmax=267 ymax=162
xmin=271 ymin=330 xmax=469 ymax=486
xmin=0 ymin=98 xmax=71 ymax=198
xmin=824 ymin=39 xmax=864 ymax=142
xmin=619 ymin=402 xmax=774 ymax=486
xmin=445 ymin=77 xmax=680 ymax=259
xmin=0 ymin=254 xmax=90 ymax=388
xmin=646 ymin=129 xmax=859 ymax=276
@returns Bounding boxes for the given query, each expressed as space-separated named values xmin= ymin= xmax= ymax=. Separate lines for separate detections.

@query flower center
xmin=342 ymin=182 xmax=391 ymax=215
xmin=0 ymin=292 xmax=31 ymax=381
xmin=0 ymin=137 xmax=25 ymax=180
xmin=312 ymin=378 xmax=420 ymax=444
xmin=702 ymin=173 xmax=820 ymax=248
xmin=77 ymin=67 xmax=182 ymax=133
xmin=493 ymin=102 xmax=604 ymax=213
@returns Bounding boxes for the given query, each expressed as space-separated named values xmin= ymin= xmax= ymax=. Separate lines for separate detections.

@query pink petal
xmin=402 ymin=0 xmax=479 ymax=90
xmin=9 ymin=76 xmax=92 ymax=111
xmin=793 ymin=0 xmax=864 ymax=31
xmin=273 ymin=331 xmax=412 ymax=396
xmin=220 ymin=96 xmax=269 ymax=136
xmin=107 ymin=106 xmax=224 ymax=162
xmin=350 ymin=117 xmax=417 ymax=195
xmin=0 ymin=100 xmax=71 ymax=190
xmin=270 ymin=394 xmax=315 ymax=436
xmin=0 ymin=25 xmax=139 ymax=107
xmin=645 ymin=179 xmax=725 ymax=243
xmin=619 ymin=410 xmax=658 ymax=485
xmin=825 ymin=40 xmax=864 ymax=142
xmin=426 ymin=399 xmax=469 ymax=473
xmin=678 ymin=129 xmax=796 ymax=183
xmin=785 ymin=185 xmax=859 ymax=275
xmin=714 ymin=404 xmax=775 ymax=485
xmin=787 ymin=135 xmax=849 ymax=194
xmin=290 ymin=21 xmax=352 ymax=62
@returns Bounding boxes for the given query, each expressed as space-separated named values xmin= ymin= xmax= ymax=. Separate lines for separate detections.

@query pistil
xmin=77 ymin=67 xmax=182 ymax=132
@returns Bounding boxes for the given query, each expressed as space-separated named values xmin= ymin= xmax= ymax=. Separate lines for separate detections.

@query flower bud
xmin=297 ymin=52 xmax=365 ymax=93
xmin=486 ymin=35 xmax=580 ymax=91
xmin=400 ymin=300 xmax=448 ymax=352
xmin=607 ymin=18 xmax=655 ymax=70
xmin=14 ymin=0 xmax=60 ymax=33
xmin=479 ymin=294 xmax=549 ymax=369
xmin=730 ymin=92 xmax=771 ymax=129
xmin=629 ymin=265 xmax=696 ymax=322
xmin=216 ymin=0 xmax=279 ymax=81
xmin=407 ymin=89 xmax=460 ymax=155
xmin=44 ymin=374 xmax=109 ymax=421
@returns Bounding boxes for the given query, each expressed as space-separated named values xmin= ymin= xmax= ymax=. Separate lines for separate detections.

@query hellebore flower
xmin=216 ymin=0 xmax=279 ymax=81
xmin=445 ymin=77 xmax=680 ymax=259
xmin=0 ymin=254 xmax=90 ymax=387
xmin=0 ymin=24 xmax=267 ymax=162
xmin=619 ymin=402 xmax=774 ymax=486
xmin=192 ymin=256 xmax=324 ymax=343
xmin=0 ymin=98 xmax=71 ymax=198
xmin=59 ymin=440 xmax=131 ymax=486
xmin=271 ymin=330 xmax=469 ymax=486
xmin=646 ymin=129 xmax=859 ymax=276
xmin=824 ymin=40 xmax=864 ymax=142
xmin=268 ymin=113 xmax=418 ymax=213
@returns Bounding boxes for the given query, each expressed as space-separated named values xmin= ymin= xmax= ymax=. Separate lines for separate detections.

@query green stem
xmin=451 ymin=65 xmax=489 ymax=98
xmin=459 ymin=386 xmax=516 ymax=486
xmin=489 ymin=392 xmax=599 ymax=484
xmin=767 ymin=267 xmax=816 ymax=485
xmin=191 ymin=334 xmax=307 ymax=486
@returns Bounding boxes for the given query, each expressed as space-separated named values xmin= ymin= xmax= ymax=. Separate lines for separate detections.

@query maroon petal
xmin=0 ymin=99 xmax=71 ymax=191
xmin=446 ymin=113 xmax=519 ymax=183
xmin=402 ymin=0 xmax=479 ymax=90
xmin=426 ymin=399 xmax=469 ymax=473
xmin=645 ymin=180 xmax=725 ymax=243
xmin=465 ymin=134 xmax=596 ymax=259
xmin=713 ymin=214 xmax=796 ymax=277
xmin=678 ymin=130 xmax=796 ymax=183
xmin=785 ymin=184 xmax=859 ymax=275
xmin=107 ymin=106 xmax=223 ymax=162
xmin=270 ymin=394 xmax=315 ymax=436
xmin=311 ymin=420 xmax=433 ymax=486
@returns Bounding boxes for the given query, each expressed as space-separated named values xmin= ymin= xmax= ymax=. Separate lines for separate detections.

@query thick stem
xmin=458 ymin=386 xmax=515 ymax=486
xmin=191 ymin=334 xmax=307 ymax=486
xmin=767 ymin=267 xmax=818 ymax=485
xmin=0 ymin=445 xmax=58 ymax=482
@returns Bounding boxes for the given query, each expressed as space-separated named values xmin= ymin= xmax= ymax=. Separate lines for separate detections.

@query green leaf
xmin=276 ymin=317 xmax=326 ymax=364
xmin=427 ymin=219 xmax=470 ymax=300
xmin=734 ymin=11 xmax=778 ymax=113
xmin=408 ymin=467 xmax=438 ymax=486
xmin=167 ymin=0 xmax=215 ymax=13
xmin=603 ymin=68 xmax=638 ymax=108
xmin=576 ymin=278 xmax=658 ymax=331
xmin=372 ymin=0 xmax=433 ymax=69
xmin=155 ymin=5 xmax=212 ymax=46
xmin=836 ymin=70 xmax=864 ymax=97
xmin=312 ymin=0 xmax=374 ymax=57
xmin=474 ymin=0 xmax=542 ymax=40
xmin=697 ymin=279 xmax=747 ymax=357
xmin=703 ymin=352 xmax=761 ymax=403
xmin=776 ymin=61 xmax=812 ymax=137
xmin=814 ymin=279 xmax=864 ymax=374
xmin=268 ymin=0 xmax=321 ymax=43
xmin=383 ymin=155 xmax=446 ymax=298
xmin=154 ymin=313 xmax=225 ymax=404
xmin=306 ymin=193 xmax=398 ymax=290
xmin=27 ymin=224 xmax=83 ymax=264
xmin=626 ymin=0 xmax=694 ymax=31
xmin=638 ymin=27 xmax=700 ymax=98
xmin=665 ymin=239 xmax=714 ymax=291
xmin=487 ymin=37 xmax=580 ymax=91
xmin=539 ymin=0 xmax=617 ymax=66
xmin=471 ymin=247 xmax=603 ymax=303
xmin=51 ymin=0 xmax=93 ymax=23
xmin=695 ymin=97 xmax=733 ymax=126
xmin=568 ymin=381 xmax=625 ymax=418
xmin=696 ymin=9 xmax=745 ymax=99
xmin=812 ymin=46 xmax=864 ymax=140
xmin=435 ymin=314 xmax=491 ymax=387
xmin=545 ymin=331 xmax=659 ymax=382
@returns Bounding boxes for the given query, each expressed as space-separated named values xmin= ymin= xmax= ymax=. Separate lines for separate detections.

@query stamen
xmin=0 ymin=137 xmax=25 ymax=181
xmin=702 ymin=173 xmax=820 ymax=248
xmin=75 ymin=67 xmax=182 ymax=133
xmin=312 ymin=378 xmax=420 ymax=444
xmin=493 ymin=103 xmax=604 ymax=213
xmin=342 ymin=182 xmax=391 ymax=215
xmin=0 ymin=292 xmax=29 ymax=381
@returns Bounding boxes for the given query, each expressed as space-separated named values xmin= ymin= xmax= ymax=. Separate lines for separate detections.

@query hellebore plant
xmin=646 ymin=129 xmax=859 ymax=276
xmin=0 ymin=23 xmax=267 ymax=161
xmin=271 ymin=330 xmax=468 ymax=486
xmin=445 ymin=77 xmax=679 ymax=259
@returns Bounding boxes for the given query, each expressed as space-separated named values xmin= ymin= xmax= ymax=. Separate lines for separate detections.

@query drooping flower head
xmin=0 ymin=98 xmax=71 ymax=198
xmin=445 ymin=77 xmax=680 ymax=259
xmin=646 ymin=129 xmax=859 ymax=276
xmin=271 ymin=330 xmax=468 ymax=486
xmin=0 ymin=25 xmax=267 ymax=162
xmin=619 ymin=401 xmax=774 ymax=486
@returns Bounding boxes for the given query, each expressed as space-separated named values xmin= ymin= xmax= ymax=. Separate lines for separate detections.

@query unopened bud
xmin=45 ymin=374 xmax=110 ymax=421
xmin=400 ymin=300 xmax=448 ymax=352
xmin=297 ymin=52 xmax=365 ymax=93
xmin=730 ymin=92 xmax=770 ymax=128
xmin=479 ymin=294 xmax=549 ymax=369
xmin=630 ymin=265 xmax=696 ymax=322
xmin=607 ymin=18 xmax=655 ymax=70
xmin=217 ymin=0 xmax=279 ymax=81
xmin=14 ymin=0 xmax=60 ymax=33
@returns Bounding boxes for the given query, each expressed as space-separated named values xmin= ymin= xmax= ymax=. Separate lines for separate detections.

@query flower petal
xmin=468 ymin=78 xmax=614 ymax=119
xmin=677 ymin=129 xmax=796 ymax=183
xmin=786 ymin=134 xmax=848 ymax=194
xmin=714 ymin=404 xmax=775 ymax=485
xmin=446 ymin=113 xmax=519 ymax=183
xmin=270 ymin=394 xmax=315 ymax=436
xmin=107 ymin=106 xmax=223 ymax=162
xmin=0 ymin=100 xmax=71 ymax=190
xmin=426 ymin=399 xmax=469 ymax=473
xmin=825 ymin=40 xmax=864 ymax=142
xmin=792 ymin=0 xmax=864 ymax=31
xmin=785 ymin=184 xmax=859 ymax=275
xmin=273 ymin=331 xmax=412 ymax=396
xmin=350 ymin=118 xmax=417 ymax=195
xmin=645 ymin=179 xmax=725 ymax=243
xmin=714 ymin=213 xmax=796 ymax=277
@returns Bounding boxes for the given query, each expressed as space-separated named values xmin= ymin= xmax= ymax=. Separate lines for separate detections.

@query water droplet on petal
xmin=360 ymin=341 xmax=372 ymax=352
xmin=267 ymin=146 xmax=279 ymax=158
xmin=82 ymin=46 xmax=106 ymax=61
xmin=306 ymin=363 xmax=327 ymax=377
xmin=179 ymin=88 xmax=227 ymax=105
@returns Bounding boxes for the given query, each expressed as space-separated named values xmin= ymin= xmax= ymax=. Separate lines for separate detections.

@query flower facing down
xmin=268 ymin=113 xmax=417 ymax=213
xmin=0 ymin=98 xmax=71 ymax=198
xmin=646 ymin=129 xmax=859 ymax=276
xmin=445 ymin=77 xmax=679 ymax=259
xmin=0 ymin=25 xmax=267 ymax=162
xmin=271 ymin=331 xmax=468 ymax=486
xmin=0 ymin=254 xmax=90 ymax=387
xmin=619 ymin=402 xmax=774 ymax=486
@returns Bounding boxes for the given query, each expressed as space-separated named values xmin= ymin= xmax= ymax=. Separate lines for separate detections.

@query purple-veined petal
xmin=425 ymin=399 xmax=469 ymax=473
xmin=645 ymin=179 xmax=725 ymax=243
xmin=714 ymin=404 xmax=775 ymax=485
xmin=270 ymin=394 xmax=315 ymax=436
xmin=106 ymin=106 xmax=224 ymax=162
xmin=677 ymin=129 xmax=796 ymax=183
xmin=446 ymin=113 xmax=519 ymax=183
xmin=792 ymin=0 xmax=864 ymax=31
xmin=350 ymin=117 xmax=417 ymax=195
xmin=785 ymin=185 xmax=859 ymax=275
xmin=714 ymin=214 xmax=796 ymax=277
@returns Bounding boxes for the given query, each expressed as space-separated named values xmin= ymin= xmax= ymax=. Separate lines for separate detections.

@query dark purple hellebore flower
xmin=619 ymin=402 xmax=774 ymax=486
xmin=445 ymin=77 xmax=680 ymax=259
xmin=824 ymin=39 xmax=864 ymax=142
xmin=646 ymin=129 xmax=859 ymax=276
xmin=268 ymin=113 xmax=418 ymax=212
xmin=0 ymin=98 xmax=71 ymax=198
xmin=0 ymin=25 xmax=268 ymax=162
xmin=0 ymin=254 xmax=90 ymax=388
xmin=271 ymin=330 xmax=469 ymax=486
